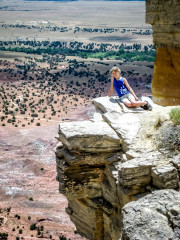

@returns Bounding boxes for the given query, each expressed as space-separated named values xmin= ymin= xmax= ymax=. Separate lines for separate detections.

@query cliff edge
xmin=54 ymin=96 xmax=180 ymax=240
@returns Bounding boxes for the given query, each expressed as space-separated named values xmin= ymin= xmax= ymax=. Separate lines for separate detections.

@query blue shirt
xmin=113 ymin=76 xmax=130 ymax=98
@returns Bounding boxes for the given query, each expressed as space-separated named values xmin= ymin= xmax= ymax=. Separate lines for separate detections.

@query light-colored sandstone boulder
xmin=151 ymin=164 xmax=179 ymax=189
xmin=92 ymin=96 xmax=122 ymax=113
xmin=58 ymin=120 xmax=121 ymax=152
xmin=118 ymin=158 xmax=155 ymax=187
xmin=119 ymin=158 xmax=154 ymax=179
xmin=102 ymin=111 xmax=140 ymax=151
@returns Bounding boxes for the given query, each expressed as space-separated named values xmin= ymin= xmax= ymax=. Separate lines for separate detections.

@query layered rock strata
xmin=55 ymin=96 xmax=180 ymax=240
xmin=146 ymin=0 xmax=180 ymax=106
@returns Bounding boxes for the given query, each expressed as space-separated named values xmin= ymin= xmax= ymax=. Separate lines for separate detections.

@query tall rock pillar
xmin=146 ymin=0 xmax=180 ymax=106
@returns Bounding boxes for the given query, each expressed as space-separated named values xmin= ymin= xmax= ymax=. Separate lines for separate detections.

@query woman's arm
xmin=108 ymin=76 xmax=114 ymax=97
xmin=123 ymin=78 xmax=139 ymax=101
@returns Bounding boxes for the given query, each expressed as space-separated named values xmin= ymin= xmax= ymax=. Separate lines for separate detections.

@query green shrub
xmin=30 ymin=223 xmax=36 ymax=230
xmin=14 ymin=214 xmax=20 ymax=219
xmin=31 ymin=113 xmax=38 ymax=117
xmin=0 ymin=233 xmax=8 ymax=239
xmin=59 ymin=235 xmax=67 ymax=240
xmin=169 ymin=107 xmax=180 ymax=125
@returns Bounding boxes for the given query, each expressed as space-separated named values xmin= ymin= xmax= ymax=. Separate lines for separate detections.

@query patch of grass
xmin=154 ymin=116 xmax=163 ymax=129
xmin=0 ymin=46 xmax=156 ymax=62
xmin=169 ymin=107 xmax=180 ymax=125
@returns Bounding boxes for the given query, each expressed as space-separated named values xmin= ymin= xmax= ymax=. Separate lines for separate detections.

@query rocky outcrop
xmin=121 ymin=189 xmax=180 ymax=240
xmin=54 ymin=96 xmax=180 ymax=240
xmin=146 ymin=0 xmax=180 ymax=106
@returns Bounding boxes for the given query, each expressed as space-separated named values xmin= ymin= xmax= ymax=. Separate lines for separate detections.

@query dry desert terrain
xmin=0 ymin=1 xmax=154 ymax=239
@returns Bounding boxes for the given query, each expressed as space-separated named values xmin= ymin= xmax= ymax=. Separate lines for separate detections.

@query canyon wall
xmin=146 ymin=0 xmax=180 ymax=106
xmin=54 ymin=96 xmax=180 ymax=240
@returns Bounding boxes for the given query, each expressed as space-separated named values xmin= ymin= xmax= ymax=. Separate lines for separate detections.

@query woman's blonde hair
xmin=109 ymin=66 xmax=121 ymax=76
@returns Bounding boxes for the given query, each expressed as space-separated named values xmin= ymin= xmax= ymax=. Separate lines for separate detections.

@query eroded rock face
xmin=146 ymin=0 xmax=180 ymax=106
xmin=121 ymin=189 xmax=180 ymax=240
xmin=55 ymin=96 xmax=180 ymax=240
xmin=55 ymin=120 xmax=122 ymax=239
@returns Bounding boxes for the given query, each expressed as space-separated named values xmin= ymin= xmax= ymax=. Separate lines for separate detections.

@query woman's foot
xmin=141 ymin=100 xmax=152 ymax=111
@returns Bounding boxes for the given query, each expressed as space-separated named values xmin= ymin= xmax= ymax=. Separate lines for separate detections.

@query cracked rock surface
xmin=121 ymin=189 xmax=180 ymax=240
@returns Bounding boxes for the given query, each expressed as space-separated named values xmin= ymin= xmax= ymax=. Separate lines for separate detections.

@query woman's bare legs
xmin=129 ymin=99 xmax=147 ymax=107
xmin=123 ymin=99 xmax=147 ymax=108
xmin=123 ymin=99 xmax=134 ymax=108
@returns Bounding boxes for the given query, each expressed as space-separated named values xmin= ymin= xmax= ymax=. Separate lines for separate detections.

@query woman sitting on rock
xmin=108 ymin=66 xmax=152 ymax=110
